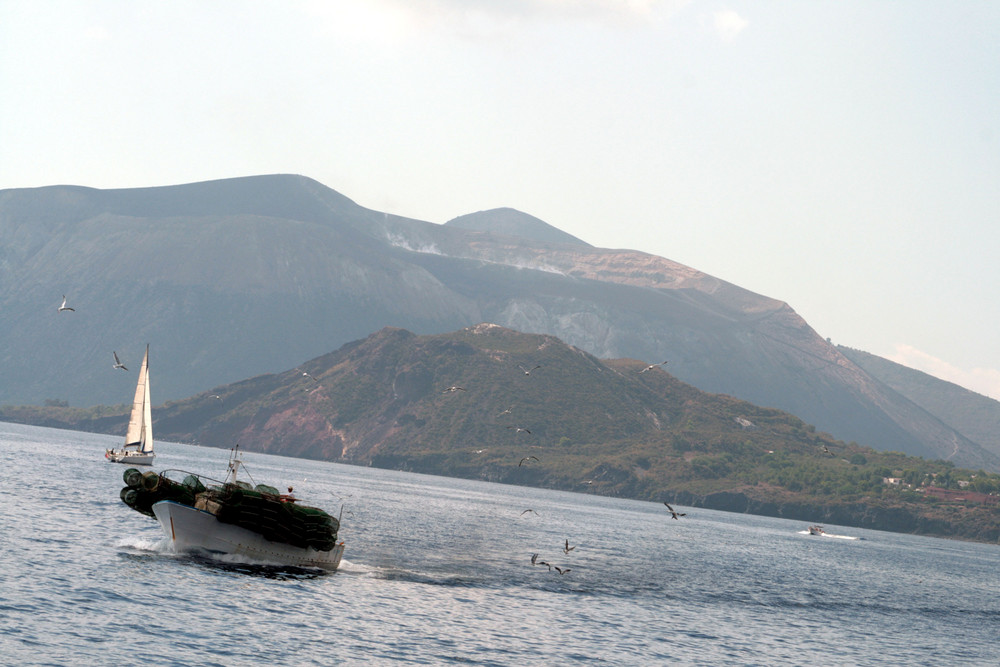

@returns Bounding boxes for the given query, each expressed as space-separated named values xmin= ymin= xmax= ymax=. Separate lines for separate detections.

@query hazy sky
xmin=3 ymin=1 xmax=998 ymax=397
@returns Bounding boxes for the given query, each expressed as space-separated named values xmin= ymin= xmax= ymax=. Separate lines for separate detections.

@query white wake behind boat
xmin=152 ymin=500 xmax=345 ymax=570
xmin=106 ymin=345 xmax=155 ymax=466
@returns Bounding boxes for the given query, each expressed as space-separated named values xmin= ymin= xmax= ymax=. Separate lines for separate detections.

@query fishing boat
xmin=105 ymin=345 xmax=155 ymax=466
xmin=118 ymin=448 xmax=345 ymax=570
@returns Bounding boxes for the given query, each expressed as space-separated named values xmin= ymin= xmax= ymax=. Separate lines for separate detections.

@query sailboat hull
xmin=152 ymin=500 xmax=345 ymax=570
xmin=106 ymin=450 xmax=155 ymax=466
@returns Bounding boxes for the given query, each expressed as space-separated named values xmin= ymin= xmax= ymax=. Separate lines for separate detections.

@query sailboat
xmin=105 ymin=345 xmax=155 ymax=466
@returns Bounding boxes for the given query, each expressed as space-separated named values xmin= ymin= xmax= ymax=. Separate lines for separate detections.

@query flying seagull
xmin=518 ymin=455 xmax=539 ymax=467
xmin=663 ymin=502 xmax=686 ymax=520
xmin=564 ymin=539 xmax=576 ymax=554
xmin=58 ymin=295 xmax=75 ymax=312
xmin=298 ymin=370 xmax=320 ymax=383
xmin=210 ymin=394 xmax=223 ymax=403
xmin=518 ymin=364 xmax=542 ymax=376
xmin=498 ymin=407 xmax=513 ymax=417
xmin=442 ymin=386 xmax=466 ymax=393
xmin=821 ymin=445 xmax=835 ymax=457
xmin=531 ymin=553 xmax=539 ymax=565
xmin=112 ymin=351 xmax=128 ymax=371
xmin=554 ymin=566 xmax=571 ymax=575
xmin=507 ymin=426 xmax=531 ymax=435
xmin=520 ymin=509 xmax=538 ymax=516
xmin=640 ymin=360 xmax=668 ymax=373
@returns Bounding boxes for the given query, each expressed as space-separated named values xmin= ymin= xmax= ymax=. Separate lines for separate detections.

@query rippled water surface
xmin=2 ymin=422 xmax=998 ymax=665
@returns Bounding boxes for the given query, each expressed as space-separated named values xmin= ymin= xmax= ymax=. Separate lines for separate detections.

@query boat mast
xmin=226 ymin=444 xmax=241 ymax=483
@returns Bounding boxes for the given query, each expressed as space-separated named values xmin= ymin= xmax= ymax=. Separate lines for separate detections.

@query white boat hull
xmin=106 ymin=449 xmax=155 ymax=466
xmin=152 ymin=500 xmax=345 ymax=570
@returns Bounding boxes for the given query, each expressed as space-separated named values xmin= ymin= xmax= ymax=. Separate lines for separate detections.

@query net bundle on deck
xmin=119 ymin=468 xmax=199 ymax=517
xmin=213 ymin=483 xmax=340 ymax=551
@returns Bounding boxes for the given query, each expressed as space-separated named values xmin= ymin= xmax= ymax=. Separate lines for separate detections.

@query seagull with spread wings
xmin=112 ymin=351 xmax=128 ymax=371
xmin=640 ymin=360 xmax=668 ymax=373
xmin=663 ymin=502 xmax=687 ymax=520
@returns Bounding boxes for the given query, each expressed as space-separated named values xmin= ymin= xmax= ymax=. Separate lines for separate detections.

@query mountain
xmin=838 ymin=346 xmax=1000 ymax=461
xmin=5 ymin=325 xmax=999 ymax=542
xmin=445 ymin=208 xmax=591 ymax=246
xmin=1 ymin=174 xmax=996 ymax=470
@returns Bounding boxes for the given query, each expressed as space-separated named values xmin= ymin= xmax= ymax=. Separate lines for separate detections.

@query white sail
xmin=125 ymin=345 xmax=152 ymax=452
xmin=141 ymin=349 xmax=153 ymax=453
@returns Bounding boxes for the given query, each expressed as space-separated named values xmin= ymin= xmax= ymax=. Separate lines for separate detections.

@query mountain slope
xmin=839 ymin=346 xmax=1000 ymax=461
xmin=1 ymin=174 xmax=994 ymax=469
xmin=5 ymin=325 xmax=999 ymax=542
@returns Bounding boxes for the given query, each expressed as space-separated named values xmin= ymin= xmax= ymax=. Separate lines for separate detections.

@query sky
xmin=2 ymin=1 xmax=998 ymax=398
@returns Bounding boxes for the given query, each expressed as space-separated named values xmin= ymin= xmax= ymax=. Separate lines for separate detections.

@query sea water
xmin=1 ymin=422 xmax=997 ymax=666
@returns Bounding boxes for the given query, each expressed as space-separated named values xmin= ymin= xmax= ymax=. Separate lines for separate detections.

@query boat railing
xmin=156 ymin=468 xmax=229 ymax=488
xmin=155 ymin=468 xmax=291 ymax=501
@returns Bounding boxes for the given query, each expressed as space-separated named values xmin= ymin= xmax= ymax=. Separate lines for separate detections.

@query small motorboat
xmin=802 ymin=524 xmax=861 ymax=540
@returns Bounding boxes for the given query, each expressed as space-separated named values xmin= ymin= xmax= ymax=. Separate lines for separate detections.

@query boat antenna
xmin=226 ymin=442 xmax=258 ymax=487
